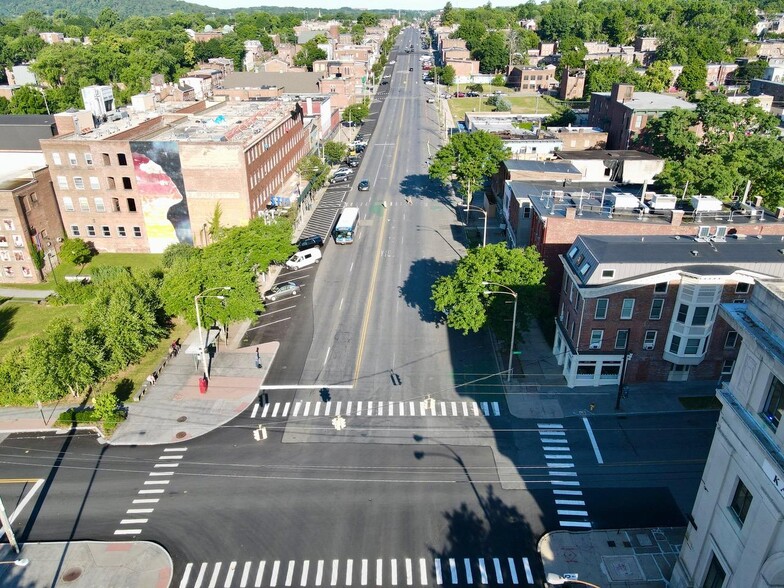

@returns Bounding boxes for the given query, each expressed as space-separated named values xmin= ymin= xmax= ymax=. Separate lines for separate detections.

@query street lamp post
xmin=482 ymin=281 xmax=518 ymax=382
xmin=464 ymin=204 xmax=488 ymax=246
xmin=194 ymin=286 xmax=231 ymax=380
xmin=615 ymin=342 xmax=633 ymax=410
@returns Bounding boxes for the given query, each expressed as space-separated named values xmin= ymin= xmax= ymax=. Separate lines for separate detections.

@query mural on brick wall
xmin=130 ymin=140 xmax=193 ymax=252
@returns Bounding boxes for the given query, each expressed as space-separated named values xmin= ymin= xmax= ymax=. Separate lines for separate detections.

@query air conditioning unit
xmin=643 ymin=343 xmax=655 ymax=350
xmin=589 ymin=343 xmax=601 ymax=349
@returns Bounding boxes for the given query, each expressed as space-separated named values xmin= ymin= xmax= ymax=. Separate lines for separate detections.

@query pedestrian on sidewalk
xmin=255 ymin=347 xmax=262 ymax=369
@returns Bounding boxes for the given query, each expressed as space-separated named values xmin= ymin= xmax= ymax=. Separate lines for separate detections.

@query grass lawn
xmin=447 ymin=94 xmax=558 ymax=124
xmin=6 ymin=253 xmax=163 ymax=291
xmin=0 ymin=300 xmax=77 ymax=361
xmin=94 ymin=318 xmax=191 ymax=402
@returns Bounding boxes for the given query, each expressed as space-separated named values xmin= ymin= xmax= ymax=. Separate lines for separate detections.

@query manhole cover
xmin=62 ymin=568 xmax=82 ymax=582
xmin=176 ymin=432 xmax=187 ymax=439
xmin=177 ymin=416 xmax=187 ymax=422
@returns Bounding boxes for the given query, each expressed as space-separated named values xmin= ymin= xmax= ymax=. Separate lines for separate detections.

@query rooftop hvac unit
xmin=650 ymin=193 xmax=677 ymax=210
xmin=589 ymin=343 xmax=601 ymax=349
xmin=691 ymin=195 xmax=723 ymax=212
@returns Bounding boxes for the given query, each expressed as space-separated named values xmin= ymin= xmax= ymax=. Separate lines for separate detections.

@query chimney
xmin=754 ymin=196 xmax=764 ymax=208
xmin=564 ymin=207 xmax=577 ymax=219
xmin=670 ymin=209 xmax=684 ymax=226
xmin=610 ymin=83 xmax=635 ymax=103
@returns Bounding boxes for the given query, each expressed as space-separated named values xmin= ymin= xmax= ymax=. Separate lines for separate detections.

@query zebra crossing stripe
xmin=315 ymin=560 xmax=323 ymax=586
xmin=303 ymin=402 xmax=311 ymax=417
xmin=330 ymin=559 xmax=339 ymax=586
xmin=261 ymin=403 xmax=270 ymax=418
xmin=271 ymin=404 xmax=280 ymax=417
xmin=451 ymin=402 xmax=457 ymax=416
xmin=194 ymin=562 xmax=208 ymax=588
xmin=324 ymin=401 xmax=331 ymax=415
xmin=462 ymin=402 xmax=469 ymax=416
xmin=523 ymin=558 xmax=534 ymax=584
xmin=537 ymin=423 xmax=564 ymax=429
xmin=282 ymin=402 xmax=291 ymax=417
xmin=284 ymin=560 xmax=295 ymax=586
xmin=224 ymin=562 xmax=236 ymax=588
xmin=472 ymin=402 xmax=480 ymax=416
xmin=269 ymin=561 xmax=280 ymax=586
xmin=240 ymin=561 xmax=251 ymax=587
xmin=208 ymin=562 xmax=221 ymax=588
xmin=376 ymin=558 xmax=382 ymax=586
xmin=346 ymin=401 xmax=353 ymax=415
xmin=405 ymin=559 xmax=412 ymax=585
xmin=507 ymin=558 xmax=518 ymax=584
xmin=492 ymin=402 xmax=501 ymax=416
xmin=561 ymin=520 xmax=592 ymax=528
xmin=360 ymin=559 xmax=367 ymax=585
xmin=464 ymin=558 xmax=473 ymax=584
xmin=334 ymin=401 xmax=342 ymax=415
xmin=293 ymin=402 xmax=302 ymax=417
xmin=300 ymin=561 xmax=310 ymax=587
xmin=409 ymin=401 xmax=415 ymax=415
xmin=390 ymin=558 xmax=397 ymax=585
xmin=251 ymin=403 xmax=259 ymax=418
xmin=448 ymin=558 xmax=458 ymax=584
xmin=255 ymin=561 xmax=265 ymax=588
xmin=180 ymin=563 xmax=193 ymax=588
xmin=480 ymin=402 xmax=489 ymax=416
xmin=345 ymin=559 xmax=353 ymax=586
xmin=478 ymin=558 xmax=488 ymax=584
xmin=314 ymin=402 xmax=320 ymax=416
xmin=434 ymin=558 xmax=442 ymax=584
xmin=419 ymin=558 xmax=427 ymax=585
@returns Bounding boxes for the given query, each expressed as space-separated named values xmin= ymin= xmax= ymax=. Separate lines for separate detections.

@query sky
xmin=198 ymin=0 xmax=525 ymax=11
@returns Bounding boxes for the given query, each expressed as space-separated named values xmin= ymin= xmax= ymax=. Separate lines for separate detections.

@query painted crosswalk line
xmin=252 ymin=400 xmax=502 ymax=419
xmin=178 ymin=556 xmax=536 ymax=587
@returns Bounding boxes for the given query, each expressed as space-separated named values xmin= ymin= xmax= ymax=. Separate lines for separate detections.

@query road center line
xmin=582 ymin=416 xmax=604 ymax=464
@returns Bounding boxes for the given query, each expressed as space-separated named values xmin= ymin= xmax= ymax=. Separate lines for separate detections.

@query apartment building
xmin=671 ymin=280 xmax=784 ymax=587
xmin=553 ymin=235 xmax=784 ymax=387
xmin=40 ymin=99 xmax=307 ymax=253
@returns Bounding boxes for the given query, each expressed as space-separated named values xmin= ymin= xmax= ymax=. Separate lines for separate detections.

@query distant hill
xmin=0 ymin=0 xmax=404 ymax=19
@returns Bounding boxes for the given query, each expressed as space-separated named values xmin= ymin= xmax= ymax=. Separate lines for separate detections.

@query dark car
xmin=297 ymin=235 xmax=324 ymax=250
xmin=381 ymin=80 xmax=388 ymax=85
xmin=263 ymin=281 xmax=300 ymax=302
xmin=346 ymin=156 xmax=361 ymax=167
xmin=358 ymin=179 xmax=370 ymax=191
xmin=330 ymin=174 xmax=351 ymax=184
xmin=409 ymin=67 xmax=414 ymax=71
xmin=466 ymin=91 xmax=480 ymax=97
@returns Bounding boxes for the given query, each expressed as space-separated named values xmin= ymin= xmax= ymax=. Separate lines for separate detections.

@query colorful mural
xmin=130 ymin=141 xmax=193 ymax=252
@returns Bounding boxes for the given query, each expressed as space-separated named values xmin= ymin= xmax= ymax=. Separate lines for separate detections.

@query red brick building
xmin=41 ymin=99 xmax=308 ymax=253
xmin=553 ymin=235 xmax=784 ymax=387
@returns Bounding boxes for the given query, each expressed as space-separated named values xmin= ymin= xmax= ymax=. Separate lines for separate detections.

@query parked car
xmin=264 ymin=281 xmax=301 ymax=302
xmin=381 ymin=80 xmax=388 ymax=85
xmin=285 ymin=247 xmax=322 ymax=270
xmin=453 ymin=91 xmax=466 ymax=97
xmin=358 ymin=179 xmax=370 ymax=191
xmin=426 ymin=98 xmax=435 ymax=103
xmin=409 ymin=67 xmax=414 ymax=71
xmin=336 ymin=167 xmax=354 ymax=175
xmin=330 ymin=174 xmax=350 ymax=184
xmin=466 ymin=91 xmax=480 ymax=97
xmin=346 ymin=156 xmax=361 ymax=167
xmin=296 ymin=235 xmax=324 ymax=250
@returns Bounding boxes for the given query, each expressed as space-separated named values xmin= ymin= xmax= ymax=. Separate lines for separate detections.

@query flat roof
xmin=592 ymin=91 xmax=696 ymax=111
xmin=505 ymin=160 xmax=581 ymax=175
xmin=556 ymin=150 xmax=662 ymax=161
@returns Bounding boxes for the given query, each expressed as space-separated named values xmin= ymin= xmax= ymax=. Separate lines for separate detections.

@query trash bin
xmin=199 ymin=376 xmax=208 ymax=394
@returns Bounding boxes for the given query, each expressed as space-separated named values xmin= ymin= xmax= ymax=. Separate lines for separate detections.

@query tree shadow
xmin=399 ymin=173 xmax=454 ymax=207
xmin=111 ymin=378 xmax=135 ymax=403
xmin=427 ymin=484 xmax=542 ymax=583
xmin=398 ymin=257 xmax=456 ymax=323
xmin=0 ymin=300 xmax=18 ymax=343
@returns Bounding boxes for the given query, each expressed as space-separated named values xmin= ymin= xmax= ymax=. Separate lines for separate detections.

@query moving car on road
xmin=264 ymin=281 xmax=301 ymax=302
xmin=358 ymin=179 xmax=370 ymax=191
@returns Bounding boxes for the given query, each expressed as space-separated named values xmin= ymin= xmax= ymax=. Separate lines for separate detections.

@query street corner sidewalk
xmin=538 ymin=527 xmax=684 ymax=587
xmin=0 ymin=400 xmax=83 ymax=436
xmin=108 ymin=337 xmax=280 ymax=446
xmin=0 ymin=540 xmax=172 ymax=588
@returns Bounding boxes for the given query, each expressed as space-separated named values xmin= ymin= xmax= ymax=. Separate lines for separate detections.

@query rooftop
xmin=594 ymin=90 xmax=696 ymax=111
xmin=556 ymin=149 xmax=661 ymax=161
xmin=505 ymin=160 xmax=581 ymax=175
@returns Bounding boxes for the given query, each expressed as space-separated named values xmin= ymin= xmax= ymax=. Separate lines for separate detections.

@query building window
xmin=70 ymin=225 xmax=80 ymax=237
xmin=676 ymin=304 xmax=689 ymax=323
xmin=84 ymin=153 xmax=93 ymax=166
xmin=52 ymin=153 xmax=62 ymax=166
xmin=78 ymin=197 xmax=89 ymax=212
xmin=89 ymin=177 xmax=100 ymax=190
xmin=644 ymin=330 xmax=657 ymax=349
xmin=127 ymin=198 xmax=137 ymax=212
xmin=580 ymin=263 xmax=591 ymax=275
xmin=567 ymin=246 xmax=578 ymax=259
xmin=600 ymin=363 xmax=621 ymax=379
xmin=86 ymin=225 xmax=96 ymax=237
xmin=133 ymin=226 xmax=142 ymax=237
xmin=729 ymin=479 xmax=752 ymax=525
xmin=650 ymin=299 xmax=664 ymax=320
xmin=73 ymin=177 xmax=84 ymax=190
xmin=595 ymin=299 xmax=608 ymax=320
xmin=692 ymin=307 xmax=710 ymax=326
xmin=68 ymin=152 xmax=77 ymax=165
xmin=21 ymin=267 xmax=32 ymax=278
xmin=590 ymin=330 xmax=603 ymax=348
xmin=95 ymin=197 xmax=105 ymax=212
xmin=62 ymin=197 xmax=74 ymax=212
xmin=763 ymin=376 xmax=784 ymax=429
xmin=684 ymin=338 xmax=700 ymax=355
xmin=722 ymin=359 xmax=735 ymax=376
xmin=725 ymin=331 xmax=739 ymax=349
xmin=118 ymin=226 xmax=126 ymax=237
xmin=601 ymin=269 xmax=615 ymax=279
xmin=107 ymin=177 xmax=116 ymax=190
xmin=702 ymin=555 xmax=726 ymax=588
xmin=118 ymin=153 xmax=128 ymax=166
xmin=669 ymin=335 xmax=681 ymax=354
xmin=736 ymin=282 xmax=750 ymax=294
xmin=112 ymin=198 xmax=120 ymax=212
xmin=122 ymin=177 xmax=132 ymax=189
xmin=57 ymin=176 xmax=68 ymax=189
xmin=621 ymin=298 xmax=635 ymax=320
xmin=576 ymin=362 xmax=597 ymax=379
xmin=102 ymin=153 xmax=110 ymax=165
xmin=101 ymin=226 xmax=111 ymax=237
xmin=654 ymin=282 xmax=668 ymax=293
xmin=30 ymin=192 xmax=38 ymax=203
xmin=615 ymin=329 xmax=629 ymax=349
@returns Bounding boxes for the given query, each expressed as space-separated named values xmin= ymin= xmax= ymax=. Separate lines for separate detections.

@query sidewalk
xmin=0 ymin=541 xmax=171 ymax=588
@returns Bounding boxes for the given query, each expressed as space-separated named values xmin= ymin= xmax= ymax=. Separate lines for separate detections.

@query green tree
xmin=29 ymin=240 xmax=44 ymax=272
xmin=296 ymin=154 xmax=329 ymax=190
xmin=429 ymin=131 xmax=511 ymax=204
xmin=676 ymin=57 xmax=707 ymax=97
xmin=10 ymin=86 xmax=47 ymax=115
xmin=208 ymin=202 xmax=224 ymax=242
xmin=734 ymin=59 xmax=768 ymax=84
xmin=490 ymin=73 xmax=505 ymax=87
xmin=635 ymin=108 xmax=700 ymax=160
xmin=96 ymin=8 xmax=120 ymax=29
xmin=342 ymin=101 xmax=370 ymax=124
xmin=466 ymin=83 xmax=484 ymax=93
xmin=585 ymin=58 xmax=644 ymax=94
xmin=93 ymin=390 xmax=121 ymax=422
xmin=439 ymin=65 xmax=456 ymax=86
xmin=544 ymin=105 xmax=577 ymax=127
xmin=161 ymin=242 xmax=199 ymax=269
xmin=294 ymin=38 xmax=327 ymax=71
xmin=431 ymin=243 xmax=547 ymax=335
xmin=472 ymin=32 xmax=508 ymax=74
xmin=556 ymin=35 xmax=587 ymax=75
xmin=323 ymin=141 xmax=348 ymax=165
xmin=59 ymin=238 xmax=93 ymax=266
xmin=356 ymin=12 xmax=379 ymax=27
xmin=643 ymin=60 xmax=674 ymax=93
xmin=538 ymin=0 xmax=580 ymax=40
xmin=442 ymin=2 xmax=456 ymax=26
xmin=0 ymin=97 xmax=9 ymax=115
xmin=454 ymin=19 xmax=487 ymax=51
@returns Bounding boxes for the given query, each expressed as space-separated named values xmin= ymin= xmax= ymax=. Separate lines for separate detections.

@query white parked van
xmin=285 ymin=247 xmax=322 ymax=270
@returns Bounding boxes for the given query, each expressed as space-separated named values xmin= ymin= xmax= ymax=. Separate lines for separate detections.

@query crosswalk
xmin=179 ymin=556 xmax=535 ymax=587
xmin=537 ymin=423 xmax=591 ymax=529
xmin=250 ymin=400 xmax=503 ymax=420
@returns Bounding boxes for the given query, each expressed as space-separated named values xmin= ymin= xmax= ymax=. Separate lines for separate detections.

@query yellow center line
xmin=352 ymin=92 xmax=408 ymax=385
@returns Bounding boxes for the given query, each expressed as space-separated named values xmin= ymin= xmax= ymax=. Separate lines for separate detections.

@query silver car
xmin=264 ymin=281 xmax=301 ymax=302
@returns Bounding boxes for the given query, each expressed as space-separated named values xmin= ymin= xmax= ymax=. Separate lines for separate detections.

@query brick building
xmin=552 ymin=235 xmax=784 ymax=387
xmin=588 ymin=83 xmax=695 ymax=149
xmin=506 ymin=66 xmax=558 ymax=92
xmin=40 ymin=99 xmax=308 ymax=253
